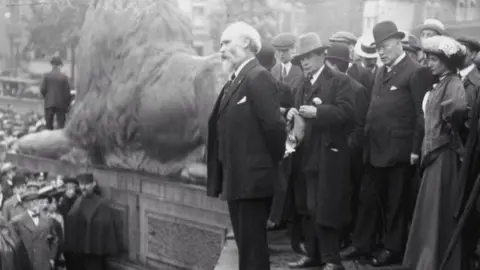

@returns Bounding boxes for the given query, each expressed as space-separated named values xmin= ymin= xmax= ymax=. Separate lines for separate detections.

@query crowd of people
xmin=0 ymin=164 xmax=122 ymax=270
xmin=207 ymin=17 xmax=480 ymax=270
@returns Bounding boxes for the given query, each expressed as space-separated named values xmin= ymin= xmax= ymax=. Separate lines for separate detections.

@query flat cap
xmin=329 ymin=31 xmax=358 ymax=45
xmin=272 ymin=32 xmax=297 ymax=49
xmin=457 ymin=37 xmax=480 ymax=52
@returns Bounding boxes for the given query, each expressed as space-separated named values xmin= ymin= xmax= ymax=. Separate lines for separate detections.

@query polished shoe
xmin=339 ymin=246 xmax=369 ymax=260
xmin=287 ymin=256 xmax=322 ymax=268
xmin=321 ymin=263 xmax=345 ymax=270
xmin=371 ymin=249 xmax=400 ymax=266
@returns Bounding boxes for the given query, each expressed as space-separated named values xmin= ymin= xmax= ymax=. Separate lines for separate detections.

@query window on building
xmin=455 ymin=0 xmax=478 ymax=21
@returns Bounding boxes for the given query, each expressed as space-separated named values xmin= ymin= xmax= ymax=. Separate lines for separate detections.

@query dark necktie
xmin=220 ymin=73 xmax=236 ymax=106
xmin=301 ymin=75 xmax=313 ymax=104
xmin=281 ymin=66 xmax=287 ymax=82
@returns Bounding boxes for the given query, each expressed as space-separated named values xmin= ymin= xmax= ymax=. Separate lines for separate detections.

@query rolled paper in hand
xmin=313 ymin=97 xmax=322 ymax=105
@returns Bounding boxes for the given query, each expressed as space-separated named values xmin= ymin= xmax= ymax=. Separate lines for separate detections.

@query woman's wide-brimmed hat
xmin=292 ymin=32 xmax=330 ymax=61
xmin=371 ymin=21 xmax=405 ymax=46
xmin=415 ymin=18 xmax=447 ymax=36
xmin=422 ymin=35 xmax=466 ymax=58
xmin=354 ymin=35 xmax=378 ymax=59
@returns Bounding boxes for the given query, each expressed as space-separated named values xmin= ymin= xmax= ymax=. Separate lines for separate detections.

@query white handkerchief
xmin=237 ymin=96 xmax=247 ymax=104
xmin=390 ymin=85 xmax=398 ymax=91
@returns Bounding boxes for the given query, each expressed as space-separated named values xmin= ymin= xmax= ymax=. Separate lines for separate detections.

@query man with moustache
xmin=340 ymin=21 xmax=432 ymax=266
xmin=286 ymin=32 xmax=355 ymax=270
xmin=206 ymin=21 xmax=286 ymax=270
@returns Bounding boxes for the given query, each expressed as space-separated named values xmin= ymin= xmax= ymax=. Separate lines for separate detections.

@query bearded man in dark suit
xmin=286 ymin=32 xmax=355 ymax=270
xmin=340 ymin=21 xmax=433 ymax=266
xmin=206 ymin=21 xmax=286 ymax=270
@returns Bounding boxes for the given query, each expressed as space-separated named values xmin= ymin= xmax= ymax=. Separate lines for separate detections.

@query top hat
xmin=329 ymin=31 xmax=358 ymax=45
xmin=77 ymin=173 xmax=94 ymax=184
xmin=50 ymin=56 xmax=63 ymax=66
xmin=371 ymin=21 xmax=405 ymax=46
xmin=292 ymin=32 xmax=330 ymax=61
xmin=63 ymin=176 xmax=79 ymax=185
xmin=416 ymin=18 xmax=447 ymax=36
xmin=457 ymin=37 xmax=480 ymax=53
xmin=11 ymin=174 xmax=26 ymax=187
xmin=354 ymin=35 xmax=378 ymax=59
xmin=256 ymin=42 xmax=277 ymax=70
xmin=325 ymin=43 xmax=350 ymax=63
xmin=272 ymin=33 xmax=297 ymax=50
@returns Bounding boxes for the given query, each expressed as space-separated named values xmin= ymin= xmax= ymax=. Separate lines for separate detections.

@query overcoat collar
xmin=304 ymin=66 xmax=334 ymax=102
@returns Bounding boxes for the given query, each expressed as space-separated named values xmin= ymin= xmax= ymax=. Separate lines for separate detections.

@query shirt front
xmin=27 ymin=210 xmax=39 ymax=226
xmin=233 ymin=57 xmax=255 ymax=78
xmin=282 ymin=62 xmax=292 ymax=76
xmin=386 ymin=52 xmax=406 ymax=72
xmin=310 ymin=65 xmax=325 ymax=85
xmin=459 ymin=64 xmax=475 ymax=81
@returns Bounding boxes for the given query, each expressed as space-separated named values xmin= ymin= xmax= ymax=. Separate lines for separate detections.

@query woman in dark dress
xmin=403 ymin=36 xmax=468 ymax=270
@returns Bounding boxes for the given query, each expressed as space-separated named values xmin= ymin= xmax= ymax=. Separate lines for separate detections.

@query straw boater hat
xmin=371 ymin=21 xmax=405 ymax=46
xmin=292 ymin=32 xmax=330 ymax=62
xmin=354 ymin=35 xmax=378 ymax=59
xmin=416 ymin=18 xmax=447 ymax=36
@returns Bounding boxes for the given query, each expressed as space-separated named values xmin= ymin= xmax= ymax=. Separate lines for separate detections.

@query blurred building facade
xmin=361 ymin=0 xmax=480 ymax=37
xmin=177 ymin=0 xmax=306 ymax=56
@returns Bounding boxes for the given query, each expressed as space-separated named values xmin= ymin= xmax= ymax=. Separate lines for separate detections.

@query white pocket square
xmin=237 ymin=96 xmax=247 ymax=104
xmin=390 ymin=85 xmax=398 ymax=91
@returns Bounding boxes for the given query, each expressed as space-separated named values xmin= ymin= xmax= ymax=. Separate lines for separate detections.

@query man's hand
xmin=410 ymin=153 xmax=420 ymax=165
xmin=286 ymin=108 xmax=299 ymax=121
xmin=299 ymin=105 xmax=317 ymax=119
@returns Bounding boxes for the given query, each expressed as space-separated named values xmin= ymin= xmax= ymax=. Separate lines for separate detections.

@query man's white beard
xmin=222 ymin=59 xmax=235 ymax=74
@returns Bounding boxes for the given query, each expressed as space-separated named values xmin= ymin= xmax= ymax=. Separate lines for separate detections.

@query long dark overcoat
xmin=302 ymin=67 xmax=355 ymax=228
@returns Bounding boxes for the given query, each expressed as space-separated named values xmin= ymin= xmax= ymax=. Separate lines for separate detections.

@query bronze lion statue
xmin=15 ymin=0 xmax=224 ymax=182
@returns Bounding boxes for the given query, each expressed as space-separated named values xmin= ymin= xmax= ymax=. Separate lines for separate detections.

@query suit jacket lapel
xmin=382 ymin=56 xmax=408 ymax=84
xmin=218 ymin=59 xmax=257 ymax=113
xmin=21 ymin=213 xmax=36 ymax=232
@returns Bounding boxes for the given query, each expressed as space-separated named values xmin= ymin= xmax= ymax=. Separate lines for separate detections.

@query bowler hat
xmin=457 ymin=37 xmax=480 ymax=53
xmin=329 ymin=31 xmax=358 ymax=45
xmin=371 ymin=21 xmax=405 ymax=46
xmin=256 ymin=42 xmax=277 ymax=70
xmin=77 ymin=173 xmax=94 ymax=184
xmin=354 ymin=35 xmax=378 ymax=59
xmin=50 ymin=56 xmax=63 ymax=66
xmin=325 ymin=43 xmax=350 ymax=63
xmin=272 ymin=33 xmax=297 ymax=50
xmin=292 ymin=32 xmax=330 ymax=61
